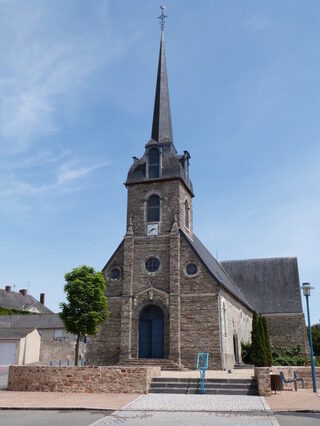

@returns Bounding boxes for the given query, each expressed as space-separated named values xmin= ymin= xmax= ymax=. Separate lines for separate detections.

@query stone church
xmin=87 ymin=28 xmax=308 ymax=370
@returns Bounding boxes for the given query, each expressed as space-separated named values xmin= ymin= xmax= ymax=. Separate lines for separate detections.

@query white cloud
xmin=0 ymin=157 xmax=111 ymax=199
xmin=0 ymin=1 xmax=122 ymax=213
xmin=56 ymin=161 xmax=111 ymax=186
xmin=0 ymin=1 xmax=121 ymax=154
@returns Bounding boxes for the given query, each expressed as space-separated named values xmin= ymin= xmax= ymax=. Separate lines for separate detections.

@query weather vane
xmin=158 ymin=5 xmax=167 ymax=31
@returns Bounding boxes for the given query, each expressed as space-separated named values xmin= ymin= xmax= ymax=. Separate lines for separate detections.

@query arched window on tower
xmin=147 ymin=195 xmax=160 ymax=222
xmin=148 ymin=148 xmax=160 ymax=178
xmin=184 ymin=200 xmax=190 ymax=229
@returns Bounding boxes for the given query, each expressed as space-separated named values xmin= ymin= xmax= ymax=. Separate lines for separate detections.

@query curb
xmin=272 ymin=409 xmax=320 ymax=414
xmin=1 ymin=407 xmax=319 ymax=414
xmin=0 ymin=407 xmax=114 ymax=412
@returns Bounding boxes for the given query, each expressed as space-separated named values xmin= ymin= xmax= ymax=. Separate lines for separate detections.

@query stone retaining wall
xmin=40 ymin=340 xmax=85 ymax=366
xmin=254 ymin=367 xmax=271 ymax=396
xmin=255 ymin=366 xmax=320 ymax=396
xmin=8 ymin=365 xmax=160 ymax=393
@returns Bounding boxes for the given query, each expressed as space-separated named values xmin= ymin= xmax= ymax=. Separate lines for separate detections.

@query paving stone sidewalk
xmin=91 ymin=394 xmax=280 ymax=426
xmin=122 ymin=394 xmax=270 ymax=412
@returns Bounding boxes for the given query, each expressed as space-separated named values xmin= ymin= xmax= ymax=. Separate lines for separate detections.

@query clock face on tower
xmin=146 ymin=223 xmax=159 ymax=236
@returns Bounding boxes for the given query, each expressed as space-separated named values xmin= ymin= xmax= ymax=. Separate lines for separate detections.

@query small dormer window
xmin=147 ymin=195 xmax=160 ymax=222
xmin=183 ymin=150 xmax=190 ymax=182
xmin=148 ymin=148 xmax=160 ymax=178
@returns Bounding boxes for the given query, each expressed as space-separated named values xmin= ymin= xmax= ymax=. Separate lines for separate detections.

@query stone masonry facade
xmin=8 ymin=365 xmax=160 ymax=393
xmin=86 ymin=176 xmax=252 ymax=369
xmin=220 ymin=289 xmax=253 ymax=369
xmin=255 ymin=366 xmax=320 ymax=396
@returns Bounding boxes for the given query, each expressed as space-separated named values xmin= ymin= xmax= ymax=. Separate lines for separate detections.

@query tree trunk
xmin=75 ymin=334 xmax=80 ymax=366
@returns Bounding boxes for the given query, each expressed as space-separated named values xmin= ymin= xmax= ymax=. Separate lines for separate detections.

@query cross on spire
xmin=158 ymin=5 xmax=167 ymax=31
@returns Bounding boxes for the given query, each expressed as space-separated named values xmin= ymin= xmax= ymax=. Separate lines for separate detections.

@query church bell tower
xmin=125 ymin=23 xmax=194 ymax=239
xmin=119 ymin=13 xmax=194 ymax=364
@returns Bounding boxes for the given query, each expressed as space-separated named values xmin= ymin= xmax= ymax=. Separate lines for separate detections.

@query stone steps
xmin=234 ymin=363 xmax=255 ymax=369
xmin=149 ymin=377 xmax=259 ymax=395
xmin=118 ymin=358 xmax=181 ymax=371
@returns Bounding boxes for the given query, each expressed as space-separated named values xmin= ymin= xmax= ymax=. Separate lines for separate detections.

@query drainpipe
xmin=218 ymin=285 xmax=226 ymax=370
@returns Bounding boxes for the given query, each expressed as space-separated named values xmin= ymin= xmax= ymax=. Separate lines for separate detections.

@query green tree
xmin=258 ymin=315 xmax=268 ymax=366
xmin=251 ymin=312 xmax=268 ymax=366
xmin=262 ymin=316 xmax=272 ymax=366
xmin=250 ymin=311 xmax=260 ymax=366
xmin=310 ymin=323 xmax=320 ymax=356
xmin=59 ymin=265 xmax=109 ymax=366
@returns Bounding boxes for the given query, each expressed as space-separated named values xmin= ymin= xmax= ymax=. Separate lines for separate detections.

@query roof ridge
xmin=221 ymin=256 xmax=298 ymax=263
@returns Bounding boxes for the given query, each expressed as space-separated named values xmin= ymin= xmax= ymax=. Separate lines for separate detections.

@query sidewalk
xmin=266 ymin=389 xmax=320 ymax=412
xmin=0 ymin=388 xmax=319 ymax=413
xmin=0 ymin=391 xmax=139 ymax=410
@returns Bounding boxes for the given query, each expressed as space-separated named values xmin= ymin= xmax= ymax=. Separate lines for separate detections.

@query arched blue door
xmin=139 ymin=305 xmax=164 ymax=358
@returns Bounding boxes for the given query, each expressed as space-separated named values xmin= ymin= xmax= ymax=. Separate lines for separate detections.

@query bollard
xmin=67 ymin=355 xmax=70 ymax=367
xmin=197 ymin=352 xmax=209 ymax=394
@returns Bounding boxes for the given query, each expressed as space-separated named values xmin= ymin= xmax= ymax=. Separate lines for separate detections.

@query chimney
xmin=5 ymin=285 xmax=11 ymax=293
xmin=19 ymin=289 xmax=27 ymax=296
xmin=40 ymin=293 xmax=45 ymax=305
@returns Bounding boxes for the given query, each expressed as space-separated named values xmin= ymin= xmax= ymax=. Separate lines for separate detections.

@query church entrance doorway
xmin=139 ymin=305 xmax=164 ymax=358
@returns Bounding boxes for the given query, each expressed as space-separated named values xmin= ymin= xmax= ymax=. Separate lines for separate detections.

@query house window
xmin=148 ymin=148 xmax=160 ymax=178
xmin=184 ymin=200 xmax=190 ymax=228
xmin=147 ymin=195 xmax=160 ymax=222
xmin=54 ymin=329 xmax=63 ymax=341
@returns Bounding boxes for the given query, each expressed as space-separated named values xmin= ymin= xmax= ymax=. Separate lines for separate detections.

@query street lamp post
xmin=301 ymin=282 xmax=317 ymax=393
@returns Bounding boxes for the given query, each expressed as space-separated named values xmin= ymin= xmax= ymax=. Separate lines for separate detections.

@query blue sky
xmin=1 ymin=0 xmax=319 ymax=324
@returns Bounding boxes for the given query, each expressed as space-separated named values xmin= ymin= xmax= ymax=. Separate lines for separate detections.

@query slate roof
xmin=221 ymin=258 xmax=303 ymax=314
xmin=0 ymin=328 xmax=38 ymax=339
xmin=0 ymin=314 xmax=63 ymax=330
xmin=151 ymin=30 xmax=173 ymax=144
xmin=181 ymin=231 xmax=253 ymax=310
xmin=0 ymin=289 xmax=52 ymax=314
xmin=125 ymin=144 xmax=194 ymax=195
xmin=102 ymin=240 xmax=124 ymax=273
xmin=125 ymin=28 xmax=193 ymax=195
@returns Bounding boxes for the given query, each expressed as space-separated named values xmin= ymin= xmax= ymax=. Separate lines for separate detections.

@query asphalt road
xmin=0 ymin=368 xmax=8 ymax=389
xmin=276 ymin=412 xmax=320 ymax=425
xmin=0 ymin=409 xmax=320 ymax=425
xmin=0 ymin=410 xmax=108 ymax=426
xmin=0 ymin=373 xmax=8 ymax=389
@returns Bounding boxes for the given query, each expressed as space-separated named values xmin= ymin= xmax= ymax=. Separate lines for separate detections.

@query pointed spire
xmin=151 ymin=28 xmax=173 ymax=144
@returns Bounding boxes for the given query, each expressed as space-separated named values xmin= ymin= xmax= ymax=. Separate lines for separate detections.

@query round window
xmin=186 ymin=263 xmax=198 ymax=276
xmin=145 ymin=257 xmax=160 ymax=273
xmin=109 ymin=267 xmax=120 ymax=280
